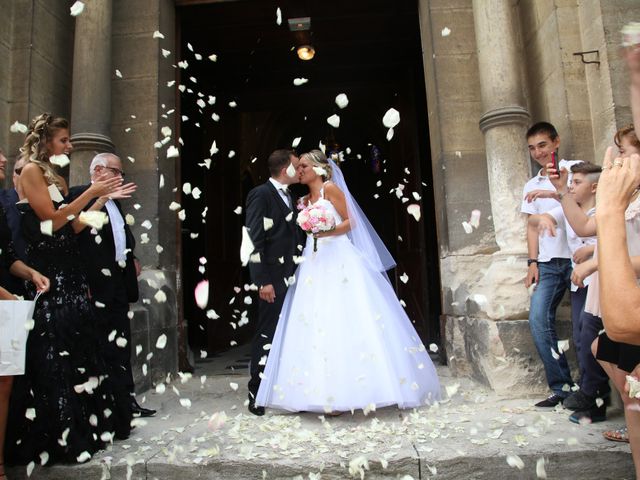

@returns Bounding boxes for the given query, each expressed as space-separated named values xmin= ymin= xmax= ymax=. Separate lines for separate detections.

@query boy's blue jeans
xmin=528 ymin=258 xmax=573 ymax=396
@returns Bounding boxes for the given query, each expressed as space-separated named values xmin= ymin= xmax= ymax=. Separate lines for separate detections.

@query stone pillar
xmin=69 ymin=0 xmax=114 ymax=185
xmin=473 ymin=0 xmax=531 ymax=254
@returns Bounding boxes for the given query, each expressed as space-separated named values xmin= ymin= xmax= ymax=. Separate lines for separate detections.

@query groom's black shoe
xmin=131 ymin=398 xmax=156 ymax=418
xmin=248 ymin=395 xmax=265 ymax=416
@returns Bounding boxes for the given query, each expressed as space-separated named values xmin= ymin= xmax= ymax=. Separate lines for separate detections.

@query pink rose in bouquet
xmin=296 ymin=203 xmax=336 ymax=252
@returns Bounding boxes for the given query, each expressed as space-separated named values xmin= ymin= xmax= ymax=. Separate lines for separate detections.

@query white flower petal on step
xmin=195 ymin=280 xmax=209 ymax=309
xmin=382 ymin=108 xmax=400 ymax=128
xmin=49 ymin=154 xmax=70 ymax=168
xmin=469 ymin=209 xmax=481 ymax=229
xmin=208 ymin=411 xmax=227 ymax=430
xmin=293 ymin=78 xmax=309 ymax=86
xmin=229 ymin=382 xmax=239 ymax=391
xmin=155 ymin=383 xmax=166 ymax=394
xmin=180 ymin=398 xmax=192 ymax=408
xmin=506 ymin=455 xmax=524 ymax=470
xmin=156 ymin=333 xmax=167 ymax=350
xmin=335 ymin=93 xmax=349 ymax=109
xmin=536 ymin=457 xmax=547 ymax=479
xmin=70 ymin=1 xmax=85 ymax=16
xmin=441 ymin=27 xmax=451 ymax=37
xmin=9 ymin=121 xmax=28 ymax=134
xmin=327 ymin=114 xmax=340 ymax=128
xmin=407 ymin=204 xmax=421 ymax=222
xmin=240 ymin=227 xmax=255 ymax=266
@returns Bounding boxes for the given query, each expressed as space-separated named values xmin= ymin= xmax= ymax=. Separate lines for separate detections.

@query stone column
xmin=470 ymin=0 xmax=532 ymax=321
xmin=69 ymin=0 xmax=114 ymax=185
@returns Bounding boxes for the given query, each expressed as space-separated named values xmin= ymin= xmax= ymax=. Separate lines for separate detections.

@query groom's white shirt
xmin=269 ymin=177 xmax=291 ymax=209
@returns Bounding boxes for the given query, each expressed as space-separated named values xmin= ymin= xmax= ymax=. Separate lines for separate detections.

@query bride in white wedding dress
xmin=255 ymin=150 xmax=441 ymax=414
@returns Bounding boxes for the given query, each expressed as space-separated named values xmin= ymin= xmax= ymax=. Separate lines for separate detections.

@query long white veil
xmin=328 ymin=158 xmax=396 ymax=273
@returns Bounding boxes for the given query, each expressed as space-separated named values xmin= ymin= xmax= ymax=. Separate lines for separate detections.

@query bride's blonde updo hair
xmin=19 ymin=113 xmax=68 ymax=189
xmin=301 ymin=149 xmax=333 ymax=181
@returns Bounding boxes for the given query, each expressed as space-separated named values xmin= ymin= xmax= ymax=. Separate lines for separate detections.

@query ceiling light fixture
xmin=297 ymin=45 xmax=315 ymax=61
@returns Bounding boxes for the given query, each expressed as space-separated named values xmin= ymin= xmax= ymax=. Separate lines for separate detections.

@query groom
xmin=245 ymin=149 xmax=303 ymax=415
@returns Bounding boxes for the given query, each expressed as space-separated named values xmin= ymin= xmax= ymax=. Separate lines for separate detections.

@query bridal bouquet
xmin=297 ymin=204 xmax=336 ymax=252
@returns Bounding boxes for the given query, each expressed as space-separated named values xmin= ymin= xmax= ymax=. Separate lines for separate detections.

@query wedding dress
xmin=256 ymin=185 xmax=441 ymax=413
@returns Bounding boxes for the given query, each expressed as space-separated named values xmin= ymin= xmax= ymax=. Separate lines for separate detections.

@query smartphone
xmin=551 ymin=151 xmax=558 ymax=172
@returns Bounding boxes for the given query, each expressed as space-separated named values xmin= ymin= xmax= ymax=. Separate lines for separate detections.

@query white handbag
xmin=0 ymin=292 xmax=41 ymax=376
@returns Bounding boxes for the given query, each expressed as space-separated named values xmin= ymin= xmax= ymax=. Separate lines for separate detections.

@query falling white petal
xmin=386 ymin=128 xmax=394 ymax=141
xmin=407 ymin=204 xmax=421 ymax=222
xmin=462 ymin=221 xmax=473 ymax=234
xmin=156 ymin=333 xmax=168 ymax=349
xmin=153 ymin=30 xmax=165 ymax=39
xmin=327 ymin=114 xmax=340 ymax=128
xmin=195 ymin=280 xmax=209 ymax=309
xmin=469 ymin=209 xmax=481 ymax=228
xmin=240 ymin=227 xmax=255 ymax=266
xmin=70 ymin=1 xmax=85 ymax=16
xmin=9 ymin=121 xmax=28 ymax=134
xmin=506 ymin=455 xmax=524 ymax=470
xmin=79 ymin=211 xmax=108 ymax=230
xmin=276 ymin=7 xmax=282 ymax=25
xmin=263 ymin=217 xmax=274 ymax=231
xmin=335 ymin=93 xmax=349 ymax=109
xmin=167 ymin=146 xmax=179 ymax=158
xmin=399 ymin=273 xmax=409 ymax=284
xmin=40 ymin=220 xmax=53 ymax=236
xmin=292 ymin=137 xmax=302 ymax=148
xmin=49 ymin=154 xmax=70 ymax=168
xmin=210 ymin=141 xmax=219 ymax=156
xmin=382 ymin=108 xmax=400 ymax=128
xmin=293 ymin=78 xmax=309 ymax=86
xmin=286 ymin=163 xmax=296 ymax=177
xmin=441 ymin=27 xmax=451 ymax=37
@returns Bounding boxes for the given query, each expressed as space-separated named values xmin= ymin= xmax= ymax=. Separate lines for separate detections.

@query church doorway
xmin=176 ymin=0 xmax=441 ymax=359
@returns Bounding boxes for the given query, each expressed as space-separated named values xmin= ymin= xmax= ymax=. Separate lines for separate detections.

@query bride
xmin=255 ymin=150 xmax=440 ymax=414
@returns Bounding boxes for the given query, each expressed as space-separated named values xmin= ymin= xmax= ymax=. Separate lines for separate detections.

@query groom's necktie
xmin=279 ymin=187 xmax=292 ymax=209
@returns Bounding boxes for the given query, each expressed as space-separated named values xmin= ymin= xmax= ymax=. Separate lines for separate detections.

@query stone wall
xmin=0 ymin=0 xmax=75 ymax=183
xmin=111 ymin=0 xmax=181 ymax=377
xmin=418 ymin=0 xmax=498 ymax=311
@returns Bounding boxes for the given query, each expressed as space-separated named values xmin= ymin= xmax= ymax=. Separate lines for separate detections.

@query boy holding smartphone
xmin=521 ymin=122 xmax=582 ymax=407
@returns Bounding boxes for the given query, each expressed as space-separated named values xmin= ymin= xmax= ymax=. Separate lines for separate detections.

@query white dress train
xmin=255 ymin=193 xmax=441 ymax=413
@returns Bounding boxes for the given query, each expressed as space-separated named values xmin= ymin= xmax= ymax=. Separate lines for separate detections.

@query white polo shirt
xmin=520 ymin=159 xmax=583 ymax=262
xmin=548 ymin=205 xmax=597 ymax=291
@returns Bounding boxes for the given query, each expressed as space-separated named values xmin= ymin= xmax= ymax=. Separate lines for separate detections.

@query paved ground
xmin=5 ymin=348 xmax=635 ymax=479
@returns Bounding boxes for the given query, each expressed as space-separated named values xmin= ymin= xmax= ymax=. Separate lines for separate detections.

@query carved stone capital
xmin=479 ymin=106 xmax=531 ymax=133
xmin=70 ymin=132 xmax=115 ymax=153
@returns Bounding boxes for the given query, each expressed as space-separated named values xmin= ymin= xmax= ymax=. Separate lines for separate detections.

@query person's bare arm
xmin=0 ymin=285 xmax=16 ymax=300
xmin=20 ymin=163 xmax=122 ymax=231
xmin=8 ymin=261 xmax=50 ymax=292
xmin=525 ymin=217 xmax=539 ymax=288
xmin=316 ymin=183 xmax=351 ymax=237
xmin=597 ymin=150 xmax=640 ymax=344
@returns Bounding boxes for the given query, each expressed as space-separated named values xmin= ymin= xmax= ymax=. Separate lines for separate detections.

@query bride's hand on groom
xmin=259 ymin=284 xmax=276 ymax=303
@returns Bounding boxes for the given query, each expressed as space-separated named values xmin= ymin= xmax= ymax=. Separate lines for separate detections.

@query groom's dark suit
xmin=245 ymin=179 xmax=304 ymax=399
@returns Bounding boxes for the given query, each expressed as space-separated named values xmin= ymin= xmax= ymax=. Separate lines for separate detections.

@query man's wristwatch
xmin=527 ymin=259 xmax=538 ymax=267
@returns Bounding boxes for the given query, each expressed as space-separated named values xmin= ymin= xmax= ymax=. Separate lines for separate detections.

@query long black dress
xmin=5 ymin=196 xmax=131 ymax=465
